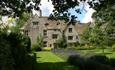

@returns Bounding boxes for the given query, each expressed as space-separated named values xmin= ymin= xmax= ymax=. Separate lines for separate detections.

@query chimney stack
xmin=39 ymin=9 xmax=42 ymax=17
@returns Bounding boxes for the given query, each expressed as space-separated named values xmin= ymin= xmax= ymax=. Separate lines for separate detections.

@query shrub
xmin=87 ymin=54 xmax=109 ymax=64
xmin=42 ymin=47 xmax=52 ymax=51
xmin=32 ymin=44 xmax=42 ymax=51
xmin=112 ymin=44 xmax=115 ymax=51
xmin=76 ymin=44 xmax=95 ymax=50
xmin=67 ymin=54 xmax=114 ymax=70
xmin=0 ymin=31 xmax=34 ymax=70
xmin=57 ymin=36 xmax=67 ymax=48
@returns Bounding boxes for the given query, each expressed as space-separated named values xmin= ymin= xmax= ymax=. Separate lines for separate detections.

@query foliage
xmin=0 ymin=30 xmax=33 ymax=70
xmin=31 ymin=36 xmax=43 ymax=51
xmin=112 ymin=44 xmax=115 ymax=51
xmin=76 ymin=44 xmax=95 ymax=50
xmin=11 ymin=12 xmax=31 ymax=31
xmin=42 ymin=47 xmax=52 ymax=51
xmin=32 ymin=44 xmax=42 ymax=51
xmin=0 ymin=0 xmax=41 ymax=17
xmin=82 ymin=24 xmax=110 ymax=53
xmin=68 ymin=54 xmax=115 ymax=70
xmin=57 ymin=36 xmax=67 ymax=48
xmin=37 ymin=35 xmax=43 ymax=47
xmin=87 ymin=54 xmax=110 ymax=64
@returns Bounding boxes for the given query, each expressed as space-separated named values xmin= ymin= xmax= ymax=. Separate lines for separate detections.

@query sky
xmin=39 ymin=0 xmax=95 ymax=23
xmin=1 ymin=0 xmax=95 ymax=25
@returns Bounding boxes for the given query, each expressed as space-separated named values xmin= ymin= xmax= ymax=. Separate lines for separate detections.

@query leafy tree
xmin=37 ymin=35 xmax=43 ymax=47
xmin=82 ymin=24 xmax=110 ymax=53
xmin=57 ymin=35 xmax=67 ymax=48
xmin=0 ymin=0 xmax=41 ymax=17
xmin=10 ymin=12 xmax=31 ymax=31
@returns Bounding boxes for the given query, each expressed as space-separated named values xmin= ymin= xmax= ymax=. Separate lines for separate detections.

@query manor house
xmin=21 ymin=10 xmax=91 ymax=48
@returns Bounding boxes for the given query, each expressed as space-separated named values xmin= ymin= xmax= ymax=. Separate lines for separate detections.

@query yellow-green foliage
xmin=42 ymin=47 xmax=52 ymax=51
xmin=76 ymin=44 xmax=95 ymax=50
xmin=82 ymin=44 xmax=94 ymax=49
xmin=112 ymin=44 xmax=115 ymax=51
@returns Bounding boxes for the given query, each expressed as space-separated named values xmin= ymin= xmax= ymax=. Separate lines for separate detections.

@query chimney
xmin=39 ymin=9 xmax=42 ymax=17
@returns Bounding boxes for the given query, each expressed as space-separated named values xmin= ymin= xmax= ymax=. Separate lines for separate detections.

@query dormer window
xmin=68 ymin=28 xmax=72 ymax=32
xmin=33 ymin=21 xmax=39 ymax=25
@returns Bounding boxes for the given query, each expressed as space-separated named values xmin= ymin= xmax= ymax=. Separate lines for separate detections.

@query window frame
xmin=68 ymin=28 xmax=72 ymax=32
xmin=52 ymin=34 xmax=58 ymax=39
xmin=68 ymin=36 xmax=73 ymax=40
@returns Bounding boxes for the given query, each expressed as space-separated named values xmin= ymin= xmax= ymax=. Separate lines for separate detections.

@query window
xmin=33 ymin=21 xmax=39 ymax=25
xmin=43 ymin=41 xmax=47 ymax=47
xmin=68 ymin=28 xmax=72 ymax=32
xmin=44 ymin=30 xmax=47 ymax=32
xmin=52 ymin=34 xmax=58 ymax=39
xmin=43 ymin=30 xmax=47 ymax=37
xmin=68 ymin=36 xmax=73 ymax=40
xmin=76 ymin=36 xmax=78 ymax=39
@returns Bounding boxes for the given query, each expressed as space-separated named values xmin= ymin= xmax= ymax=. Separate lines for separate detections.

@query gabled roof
xmin=63 ymin=23 xmax=90 ymax=34
xmin=22 ymin=15 xmax=91 ymax=34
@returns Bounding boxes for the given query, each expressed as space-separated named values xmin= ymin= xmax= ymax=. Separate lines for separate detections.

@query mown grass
xmin=34 ymin=51 xmax=79 ymax=70
xmin=75 ymin=48 xmax=115 ymax=58
xmin=53 ymin=48 xmax=115 ymax=60
xmin=36 ymin=52 xmax=64 ymax=63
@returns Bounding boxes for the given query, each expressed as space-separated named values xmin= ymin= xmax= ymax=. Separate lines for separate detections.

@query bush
xmin=112 ymin=44 xmax=115 ymax=51
xmin=0 ymin=31 xmax=34 ymax=70
xmin=67 ymin=54 xmax=114 ymax=70
xmin=76 ymin=44 xmax=95 ymax=50
xmin=57 ymin=37 xmax=67 ymax=48
xmin=87 ymin=54 xmax=109 ymax=64
xmin=32 ymin=44 xmax=42 ymax=51
xmin=42 ymin=47 xmax=52 ymax=51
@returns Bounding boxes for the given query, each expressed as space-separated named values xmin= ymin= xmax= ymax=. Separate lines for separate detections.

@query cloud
xmin=81 ymin=8 xmax=95 ymax=23
xmin=39 ymin=0 xmax=54 ymax=16
xmin=80 ymin=2 xmax=95 ymax=23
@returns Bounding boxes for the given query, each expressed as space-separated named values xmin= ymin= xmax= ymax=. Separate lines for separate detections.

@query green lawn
xmin=34 ymin=51 xmax=79 ymax=70
xmin=76 ymin=48 xmax=115 ymax=58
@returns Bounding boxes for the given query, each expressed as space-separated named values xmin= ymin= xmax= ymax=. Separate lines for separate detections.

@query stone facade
xmin=21 ymin=14 xmax=90 ymax=48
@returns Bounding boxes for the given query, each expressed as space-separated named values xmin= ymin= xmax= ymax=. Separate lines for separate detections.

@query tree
xmin=0 ymin=0 xmax=41 ymax=17
xmin=37 ymin=35 xmax=43 ymax=48
xmin=57 ymin=35 xmax=67 ymax=48
xmin=82 ymin=24 xmax=110 ymax=53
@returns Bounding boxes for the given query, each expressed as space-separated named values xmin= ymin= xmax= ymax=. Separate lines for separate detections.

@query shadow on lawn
xmin=34 ymin=62 xmax=79 ymax=70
